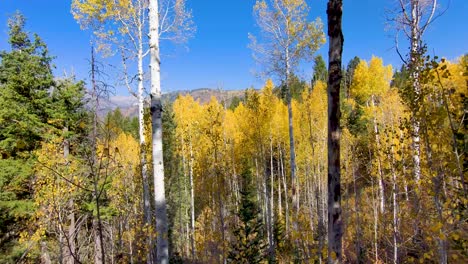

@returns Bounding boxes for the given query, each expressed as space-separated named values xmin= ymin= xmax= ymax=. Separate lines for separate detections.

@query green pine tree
xmin=0 ymin=13 xmax=88 ymax=262
xmin=228 ymin=167 xmax=266 ymax=264
xmin=312 ymin=55 xmax=328 ymax=86
xmin=0 ymin=13 xmax=56 ymax=261
xmin=0 ymin=12 xmax=55 ymax=156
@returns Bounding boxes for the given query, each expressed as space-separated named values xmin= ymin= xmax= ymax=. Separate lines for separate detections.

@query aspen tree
xmin=250 ymin=0 xmax=325 ymax=239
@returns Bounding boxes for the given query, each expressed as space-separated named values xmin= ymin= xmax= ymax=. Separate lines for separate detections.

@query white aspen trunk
xmin=63 ymin=127 xmax=77 ymax=264
xmin=180 ymin=136 xmax=188 ymax=257
xmin=277 ymin=142 xmax=282 ymax=218
xmin=280 ymin=145 xmax=289 ymax=235
xmin=255 ymin=158 xmax=262 ymax=215
xmin=264 ymin=166 xmax=271 ymax=246
xmin=372 ymin=180 xmax=379 ymax=264
xmin=262 ymin=148 xmax=269 ymax=235
xmin=67 ymin=205 xmax=76 ymax=264
xmin=137 ymin=24 xmax=153 ymax=264
xmin=371 ymin=96 xmax=385 ymax=213
xmin=410 ymin=0 xmax=422 ymax=186
xmin=387 ymin=119 xmax=399 ymax=264
xmin=138 ymin=21 xmax=150 ymax=225
xmin=316 ymin=164 xmax=325 ymax=263
xmin=286 ymin=49 xmax=298 ymax=228
xmin=232 ymin=146 xmax=240 ymax=214
xmin=268 ymin=136 xmax=275 ymax=260
xmin=306 ymin=166 xmax=315 ymax=236
xmin=391 ymin=156 xmax=399 ymax=264
xmin=148 ymin=0 xmax=169 ymax=262
xmin=93 ymin=218 xmax=104 ymax=264
xmin=189 ymin=139 xmax=196 ymax=260
xmin=129 ymin=199 xmax=135 ymax=264
xmin=352 ymin=164 xmax=363 ymax=263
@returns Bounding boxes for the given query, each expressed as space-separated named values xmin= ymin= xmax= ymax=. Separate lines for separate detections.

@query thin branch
xmin=120 ymin=49 xmax=138 ymax=98
xmin=394 ymin=33 xmax=408 ymax=65
xmin=36 ymin=160 xmax=93 ymax=192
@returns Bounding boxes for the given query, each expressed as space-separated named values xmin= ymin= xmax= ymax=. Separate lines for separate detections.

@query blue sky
xmin=0 ymin=0 xmax=467 ymax=95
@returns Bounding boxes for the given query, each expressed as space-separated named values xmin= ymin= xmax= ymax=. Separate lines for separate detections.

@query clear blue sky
xmin=1 ymin=0 xmax=467 ymax=95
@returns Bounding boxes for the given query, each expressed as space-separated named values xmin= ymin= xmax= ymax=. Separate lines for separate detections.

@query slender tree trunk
xmin=286 ymin=57 xmax=298 ymax=230
xmin=352 ymin=163 xmax=364 ymax=264
xmin=41 ymin=241 xmax=52 ymax=264
xmin=326 ymin=1 xmax=344 ymax=262
xmin=58 ymin=230 xmax=64 ymax=264
xmin=316 ymin=165 xmax=325 ymax=264
xmin=277 ymin=142 xmax=282 ymax=218
xmin=410 ymin=0 xmax=422 ymax=187
xmin=390 ymin=149 xmax=399 ymax=264
xmin=63 ymin=126 xmax=77 ymax=264
xmin=93 ymin=217 xmax=104 ymax=264
xmin=148 ymin=1 xmax=169 ymax=263
xmin=267 ymin=136 xmax=275 ymax=261
xmin=137 ymin=28 xmax=153 ymax=264
xmin=90 ymin=46 xmax=105 ymax=264
xmin=371 ymin=96 xmax=385 ymax=213
xmin=372 ymin=180 xmax=379 ymax=263
xmin=189 ymin=139 xmax=196 ymax=260
xmin=280 ymin=145 xmax=289 ymax=235
xmin=67 ymin=205 xmax=76 ymax=264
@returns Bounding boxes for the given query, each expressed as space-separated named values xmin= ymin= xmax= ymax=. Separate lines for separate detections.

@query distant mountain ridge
xmin=100 ymin=88 xmax=245 ymax=117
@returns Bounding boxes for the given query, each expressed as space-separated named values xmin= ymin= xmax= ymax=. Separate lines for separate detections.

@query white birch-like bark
xmin=285 ymin=48 xmax=299 ymax=231
xmin=372 ymin=181 xmax=379 ymax=263
xmin=279 ymin=145 xmax=289 ymax=235
xmin=410 ymin=0 xmax=422 ymax=186
xmin=371 ymin=96 xmax=385 ymax=213
xmin=148 ymin=0 xmax=169 ymax=262
xmin=394 ymin=0 xmax=439 ymax=187
xmin=391 ymin=147 xmax=399 ymax=264
xmin=277 ymin=142 xmax=282 ymax=218
xmin=135 ymin=14 xmax=154 ymax=263
xmin=189 ymin=139 xmax=196 ymax=260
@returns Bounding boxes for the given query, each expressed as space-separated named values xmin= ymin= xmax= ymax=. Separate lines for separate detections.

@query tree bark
xmin=410 ymin=0 xmax=422 ymax=187
xmin=90 ymin=46 xmax=105 ymax=264
xmin=148 ymin=0 xmax=169 ymax=262
xmin=279 ymin=145 xmax=289 ymax=235
xmin=189 ymin=139 xmax=196 ymax=260
xmin=137 ymin=23 xmax=153 ymax=263
xmin=371 ymin=96 xmax=385 ymax=213
xmin=41 ymin=241 xmax=52 ymax=264
xmin=286 ymin=53 xmax=298 ymax=231
xmin=64 ymin=127 xmax=77 ymax=264
xmin=326 ymin=0 xmax=344 ymax=263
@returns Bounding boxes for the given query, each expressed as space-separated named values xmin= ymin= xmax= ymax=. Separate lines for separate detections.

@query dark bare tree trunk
xmin=89 ymin=46 xmax=105 ymax=264
xmin=326 ymin=1 xmax=344 ymax=263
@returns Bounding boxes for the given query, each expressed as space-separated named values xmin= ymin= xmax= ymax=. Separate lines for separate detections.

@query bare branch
xmin=394 ymin=33 xmax=408 ymax=65
xmin=120 ymin=49 xmax=138 ymax=98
